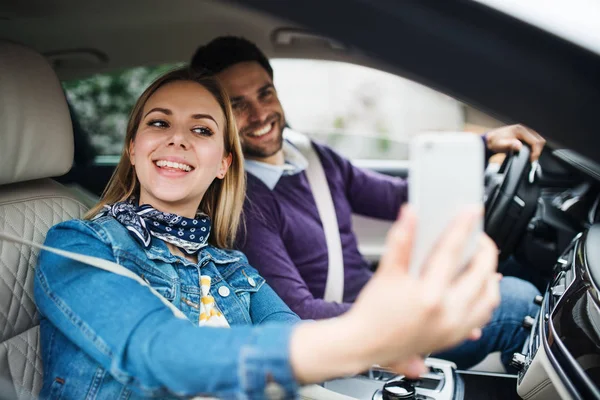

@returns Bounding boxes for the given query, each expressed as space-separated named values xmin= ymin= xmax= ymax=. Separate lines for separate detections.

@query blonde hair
xmin=85 ymin=68 xmax=246 ymax=249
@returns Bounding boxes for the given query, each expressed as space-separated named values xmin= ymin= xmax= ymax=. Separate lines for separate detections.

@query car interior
xmin=0 ymin=40 xmax=89 ymax=400
xmin=1 ymin=0 xmax=600 ymax=399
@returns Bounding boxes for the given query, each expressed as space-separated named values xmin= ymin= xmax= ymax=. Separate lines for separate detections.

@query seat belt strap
xmin=284 ymin=129 xmax=344 ymax=303
xmin=0 ymin=231 xmax=187 ymax=320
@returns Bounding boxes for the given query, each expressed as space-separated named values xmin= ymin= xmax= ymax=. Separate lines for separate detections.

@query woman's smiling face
xmin=129 ymin=80 xmax=231 ymax=217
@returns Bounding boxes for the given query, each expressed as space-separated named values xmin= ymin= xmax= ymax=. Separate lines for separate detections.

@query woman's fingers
xmin=446 ymin=236 xmax=499 ymax=339
xmin=455 ymin=266 xmax=501 ymax=337
xmin=423 ymin=235 xmax=499 ymax=347
xmin=357 ymin=206 xmax=500 ymax=365
xmin=461 ymin=275 xmax=501 ymax=334
xmin=378 ymin=205 xmax=417 ymax=275
xmin=468 ymin=328 xmax=482 ymax=341
xmin=388 ymin=356 xmax=428 ymax=379
xmin=422 ymin=206 xmax=483 ymax=290
xmin=450 ymin=235 xmax=498 ymax=308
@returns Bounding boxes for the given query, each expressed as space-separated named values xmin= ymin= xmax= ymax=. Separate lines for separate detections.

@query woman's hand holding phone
xmin=290 ymin=205 xmax=501 ymax=384
xmin=345 ymin=206 xmax=501 ymax=375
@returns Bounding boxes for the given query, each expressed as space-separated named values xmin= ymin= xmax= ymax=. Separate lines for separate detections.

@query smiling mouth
xmin=154 ymin=160 xmax=194 ymax=172
xmin=246 ymin=121 xmax=275 ymax=138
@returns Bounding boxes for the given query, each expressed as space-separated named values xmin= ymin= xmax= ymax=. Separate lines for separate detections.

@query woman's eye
xmin=148 ymin=119 xmax=169 ymax=128
xmin=192 ymin=127 xmax=214 ymax=136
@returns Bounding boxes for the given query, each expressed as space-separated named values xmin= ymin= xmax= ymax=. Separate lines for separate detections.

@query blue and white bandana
xmin=98 ymin=201 xmax=211 ymax=255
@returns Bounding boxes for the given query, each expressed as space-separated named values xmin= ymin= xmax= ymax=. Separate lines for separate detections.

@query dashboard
xmin=517 ymin=226 xmax=600 ymax=400
xmin=515 ymin=149 xmax=600 ymax=400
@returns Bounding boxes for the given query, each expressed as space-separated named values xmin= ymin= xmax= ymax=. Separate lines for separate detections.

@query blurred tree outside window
xmin=63 ymin=63 xmax=183 ymax=158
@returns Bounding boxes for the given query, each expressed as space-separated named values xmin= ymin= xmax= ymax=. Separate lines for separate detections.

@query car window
xmin=63 ymin=63 xmax=183 ymax=163
xmin=64 ymin=60 xmax=503 ymax=164
xmin=271 ymin=59 xmax=504 ymax=161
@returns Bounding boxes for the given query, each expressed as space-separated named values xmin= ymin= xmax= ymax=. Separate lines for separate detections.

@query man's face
xmin=216 ymin=61 xmax=285 ymax=161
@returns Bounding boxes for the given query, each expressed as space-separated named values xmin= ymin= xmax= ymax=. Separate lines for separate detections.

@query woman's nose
xmin=168 ymin=128 xmax=190 ymax=149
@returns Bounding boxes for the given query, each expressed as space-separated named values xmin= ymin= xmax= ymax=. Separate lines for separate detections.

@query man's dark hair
xmin=191 ymin=36 xmax=273 ymax=78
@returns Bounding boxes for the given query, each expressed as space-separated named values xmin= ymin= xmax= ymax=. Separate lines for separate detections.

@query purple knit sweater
xmin=235 ymin=142 xmax=408 ymax=319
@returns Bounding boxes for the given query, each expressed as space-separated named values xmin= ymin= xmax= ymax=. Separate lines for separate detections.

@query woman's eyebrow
xmin=192 ymin=113 xmax=219 ymax=128
xmin=144 ymin=108 xmax=219 ymax=128
xmin=144 ymin=107 xmax=171 ymax=118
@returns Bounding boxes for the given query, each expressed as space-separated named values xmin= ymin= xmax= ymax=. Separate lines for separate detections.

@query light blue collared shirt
xmin=245 ymin=138 xmax=309 ymax=190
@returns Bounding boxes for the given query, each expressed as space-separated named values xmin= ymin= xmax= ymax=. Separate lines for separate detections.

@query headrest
xmin=0 ymin=41 xmax=74 ymax=185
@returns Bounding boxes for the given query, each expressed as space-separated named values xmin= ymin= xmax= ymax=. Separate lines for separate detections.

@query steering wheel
xmin=485 ymin=145 xmax=541 ymax=260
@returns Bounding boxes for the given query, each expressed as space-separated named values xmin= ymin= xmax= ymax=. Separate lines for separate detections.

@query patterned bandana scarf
xmin=99 ymin=201 xmax=211 ymax=255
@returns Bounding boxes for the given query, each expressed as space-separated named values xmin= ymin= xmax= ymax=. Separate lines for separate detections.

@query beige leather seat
xmin=0 ymin=41 xmax=88 ymax=399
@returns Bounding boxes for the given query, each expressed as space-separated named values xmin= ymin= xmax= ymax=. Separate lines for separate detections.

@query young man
xmin=191 ymin=36 xmax=545 ymax=371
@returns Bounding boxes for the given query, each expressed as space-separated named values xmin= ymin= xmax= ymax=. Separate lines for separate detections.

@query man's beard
xmin=240 ymin=115 xmax=285 ymax=159
xmin=242 ymin=131 xmax=284 ymax=159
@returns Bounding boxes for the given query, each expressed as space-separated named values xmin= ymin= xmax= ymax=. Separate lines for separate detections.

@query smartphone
xmin=408 ymin=133 xmax=484 ymax=276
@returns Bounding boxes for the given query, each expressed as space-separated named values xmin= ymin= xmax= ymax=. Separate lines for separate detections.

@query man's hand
xmin=485 ymin=124 xmax=546 ymax=161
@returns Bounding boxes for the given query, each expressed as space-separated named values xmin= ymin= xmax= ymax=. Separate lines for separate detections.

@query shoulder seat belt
xmin=283 ymin=129 xmax=344 ymax=303
xmin=0 ymin=231 xmax=187 ymax=319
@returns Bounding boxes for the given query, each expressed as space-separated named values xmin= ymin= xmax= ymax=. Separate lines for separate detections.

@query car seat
xmin=0 ymin=40 xmax=88 ymax=399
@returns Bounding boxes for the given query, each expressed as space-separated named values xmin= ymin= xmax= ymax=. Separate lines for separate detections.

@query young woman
xmin=35 ymin=68 xmax=501 ymax=399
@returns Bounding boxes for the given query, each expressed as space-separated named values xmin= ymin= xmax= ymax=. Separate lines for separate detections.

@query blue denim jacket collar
xmin=94 ymin=212 xmax=241 ymax=267
xmin=144 ymin=235 xmax=240 ymax=267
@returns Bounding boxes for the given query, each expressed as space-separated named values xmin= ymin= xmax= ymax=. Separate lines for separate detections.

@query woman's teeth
xmin=155 ymin=160 xmax=192 ymax=172
xmin=251 ymin=123 xmax=272 ymax=137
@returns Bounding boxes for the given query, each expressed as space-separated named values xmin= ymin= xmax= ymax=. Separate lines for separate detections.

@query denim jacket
xmin=34 ymin=215 xmax=301 ymax=399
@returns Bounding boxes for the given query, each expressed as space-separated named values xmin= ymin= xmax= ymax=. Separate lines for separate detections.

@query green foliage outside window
xmin=63 ymin=63 xmax=183 ymax=156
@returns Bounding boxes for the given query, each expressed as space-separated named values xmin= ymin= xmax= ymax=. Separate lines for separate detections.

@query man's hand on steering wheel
xmin=485 ymin=124 xmax=546 ymax=161
xmin=484 ymin=125 xmax=546 ymax=259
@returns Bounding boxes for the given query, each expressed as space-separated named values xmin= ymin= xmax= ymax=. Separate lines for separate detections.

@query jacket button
xmin=248 ymin=277 xmax=256 ymax=287
xmin=264 ymin=382 xmax=286 ymax=400
xmin=218 ymin=286 xmax=230 ymax=297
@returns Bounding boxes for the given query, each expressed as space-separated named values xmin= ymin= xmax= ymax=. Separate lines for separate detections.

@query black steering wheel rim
xmin=485 ymin=146 xmax=540 ymax=259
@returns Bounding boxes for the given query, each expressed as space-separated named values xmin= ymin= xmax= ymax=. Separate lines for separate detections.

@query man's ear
xmin=128 ymin=141 xmax=135 ymax=165
xmin=218 ymin=153 xmax=233 ymax=179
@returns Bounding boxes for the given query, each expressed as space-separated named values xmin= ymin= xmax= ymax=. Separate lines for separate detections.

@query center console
xmin=323 ymin=359 xmax=463 ymax=400
xmin=322 ymin=358 xmax=522 ymax=400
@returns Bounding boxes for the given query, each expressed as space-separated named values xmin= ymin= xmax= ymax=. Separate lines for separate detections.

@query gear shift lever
xmin=382 ymin=380 xmax=416 ymax=400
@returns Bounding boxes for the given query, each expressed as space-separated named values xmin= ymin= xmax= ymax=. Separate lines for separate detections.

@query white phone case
xmin=408 ymin=133 xmax=484 ymax=276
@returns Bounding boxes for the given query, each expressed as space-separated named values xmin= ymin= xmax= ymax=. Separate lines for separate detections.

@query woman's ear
xmin=218 ymin=153 xmax=233 ymax=179
xmin=128 ymin=141 xmax=136 ymax=166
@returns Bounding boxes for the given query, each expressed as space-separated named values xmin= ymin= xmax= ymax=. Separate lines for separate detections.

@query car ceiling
xmin=0 ymin=0 xmax=377 ymax=81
